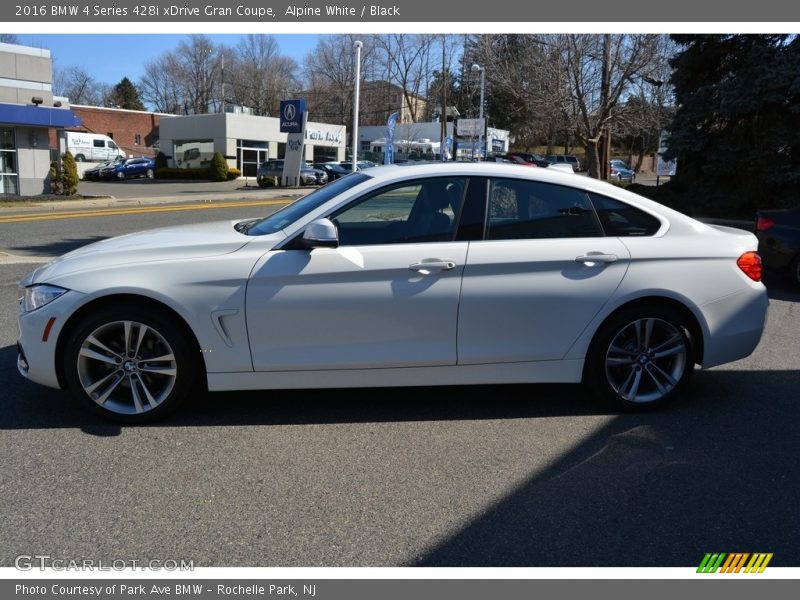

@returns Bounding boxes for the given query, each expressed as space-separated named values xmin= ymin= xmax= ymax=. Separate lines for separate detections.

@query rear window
xmin=588 ymin=193 xmax=661 ymax=237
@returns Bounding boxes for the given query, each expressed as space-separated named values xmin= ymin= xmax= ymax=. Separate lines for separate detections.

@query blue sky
xmin=17 ymin=34 xmax=321 ymax=85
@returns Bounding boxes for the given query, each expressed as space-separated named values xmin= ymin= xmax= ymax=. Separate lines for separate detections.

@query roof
xmin=0 ymin=102 xmax=81 ymax=128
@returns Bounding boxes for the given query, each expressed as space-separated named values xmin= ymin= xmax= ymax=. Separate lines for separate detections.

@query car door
xmin=458 ymin=177 xmax=630 ymax=364
xmin=246 ymin=176 xmax=470 ymax=371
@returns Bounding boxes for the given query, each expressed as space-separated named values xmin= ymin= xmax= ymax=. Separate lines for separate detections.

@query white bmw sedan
xmin=17 ymin=163 xmax=768 ymax=422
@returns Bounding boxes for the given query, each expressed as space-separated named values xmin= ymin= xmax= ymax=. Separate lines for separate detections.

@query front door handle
xmin=575 ymin=252 xmax=618 ymax=266
xmin=409 ymin=259 xmax=457 ymax=275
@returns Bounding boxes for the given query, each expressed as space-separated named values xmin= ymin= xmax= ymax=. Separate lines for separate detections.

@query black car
xmin=313 ymin=163 xmax=350 ymax=181
xmin=83 ymin=159 xmax=124 ymax=181
xmin=756 ymin=206 xmax=800 ymax=287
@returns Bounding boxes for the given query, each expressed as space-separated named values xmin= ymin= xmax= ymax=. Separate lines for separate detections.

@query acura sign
xmin=280 ymin=100 xmax=306 ymax=133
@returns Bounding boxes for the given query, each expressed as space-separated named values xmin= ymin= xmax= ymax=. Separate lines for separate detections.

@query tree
xmin=228 ymin=34 xmax=299 ymax=116
xmin=53 ymin=64 xmax=107 ymax=105
xmin=303 ymin=35 xmax=375 ymax=127
xmin=209 ymin=151 xmax=229 ymax=182
xmin=138 ymin=34 xmax=224 ymax=115
xmin=665 ymin=34 xmax=800 ymax=214
xmin=106 ymin=77 xmax=145 ymax=111
xmin=61 ymin=151 xmax=79 ymax=196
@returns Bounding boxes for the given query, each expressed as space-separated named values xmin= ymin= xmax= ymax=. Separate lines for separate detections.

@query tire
xmin=116 ymin=171 xmax=125 ymax=181
xmin=146 ymin=168 xmax=154 ymax=179
xmin=585 ymin=304 xmax=695 ymax=411
xmin=75 ymin=154 xmax=85 ymax=162
xmin=62 ymin=303 xmax=198 ymax=423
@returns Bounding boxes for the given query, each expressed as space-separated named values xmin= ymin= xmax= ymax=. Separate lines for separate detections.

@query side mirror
xmin=301 ymin=218 xmax=339 ymax=248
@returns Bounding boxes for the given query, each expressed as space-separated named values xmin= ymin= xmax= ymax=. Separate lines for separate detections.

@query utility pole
xmin=441 ymin=34 xmax=447 ymax=161
xmin=599 ymin=34 xmax=611 ymax=180
xmin=352 ymin=40 xmax=363 ymax=172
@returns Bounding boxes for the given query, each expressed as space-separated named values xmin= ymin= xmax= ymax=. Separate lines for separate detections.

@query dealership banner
xmin=3 ymin=0 xmax=800 ymax=22
xmin=3 ymin=579 xmax=798 ymax=600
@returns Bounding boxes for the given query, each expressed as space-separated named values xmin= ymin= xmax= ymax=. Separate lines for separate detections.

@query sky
xmin=17 ymin=34 xmax=321 ymax=85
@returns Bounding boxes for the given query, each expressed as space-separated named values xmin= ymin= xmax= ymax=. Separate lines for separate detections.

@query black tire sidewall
xmin=62 ymin=304 xmax=197 ymax=423
xmin=586 ymin=304 xmax=695 ymax=411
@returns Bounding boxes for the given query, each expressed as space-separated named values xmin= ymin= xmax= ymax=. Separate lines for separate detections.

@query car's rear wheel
xmin=586 ymin=305 xmax=695 ymax=410
xmin=74 ymin=154 xmax=85 ymax=162
xmin=146 ymin=168 xmax=154 ymax=179
xmin=62 ymin=304 xmax=197 ymax=423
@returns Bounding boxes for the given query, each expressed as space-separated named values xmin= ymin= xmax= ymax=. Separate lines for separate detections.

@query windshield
xmin=245 ymin=172 xmax=371 ymax=236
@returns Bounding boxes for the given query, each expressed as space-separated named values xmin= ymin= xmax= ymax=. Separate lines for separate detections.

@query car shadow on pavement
xmin=412 ymin=366 xmax=800 ymax=566
xmin=11 ymin=236 xmax=106 ymax=258
xmin=409 ymin=370 xmax=800 ymax=568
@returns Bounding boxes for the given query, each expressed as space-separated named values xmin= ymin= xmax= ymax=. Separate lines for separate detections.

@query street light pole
xmin=472 ymin=64 xmax=485 ymax=159
xmin=351 ymin=40 xmax=363 ymax=173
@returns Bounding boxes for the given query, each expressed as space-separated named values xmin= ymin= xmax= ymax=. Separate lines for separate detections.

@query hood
xmin=27 ymin=220 xmax=263 ymax=284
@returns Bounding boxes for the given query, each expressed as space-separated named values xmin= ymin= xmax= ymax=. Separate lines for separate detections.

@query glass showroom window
xmin=0 ymin=128 xmax=18 ymax=195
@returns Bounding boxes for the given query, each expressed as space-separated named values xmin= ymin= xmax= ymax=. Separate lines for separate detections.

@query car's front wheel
xmin=62 ymin=304 xmax=198 ymax=423
xmin=146 ymin=168 xmax=154 ymax=179
xmin=585 ymin=305 xmax=695 ymax=410
xmin=116 ymin=171 xmax=125 ymax=181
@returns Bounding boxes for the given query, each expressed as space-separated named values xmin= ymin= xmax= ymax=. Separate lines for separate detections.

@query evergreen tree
xmin=210 ymin=152 xmax=229 ymax=182
xmin=107 ymin=77 xmax=145 ymax=111
xmin=61 ymin=151 xmax=79 ymax=196
xmin=666 ymin=35 xmax=800 ymax=214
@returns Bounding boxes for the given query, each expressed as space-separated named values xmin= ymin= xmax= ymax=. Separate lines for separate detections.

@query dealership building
xmin=158 ymin=112 xmax=347 ymax=177
xmin=0 ymin=42 xmax=80 ymax=196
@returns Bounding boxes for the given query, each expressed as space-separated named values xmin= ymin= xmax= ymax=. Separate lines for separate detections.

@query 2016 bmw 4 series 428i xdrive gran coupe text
xmin=17 ymin=163 xmax=768 ymax=422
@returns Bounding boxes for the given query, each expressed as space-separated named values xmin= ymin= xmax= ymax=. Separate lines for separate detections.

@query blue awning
xmin=0 ymin=102 xmax=81 ymax=128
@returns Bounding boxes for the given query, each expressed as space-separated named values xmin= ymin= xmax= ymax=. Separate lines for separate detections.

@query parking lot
xmin=0 ymin=199 xmax=798 ymax=567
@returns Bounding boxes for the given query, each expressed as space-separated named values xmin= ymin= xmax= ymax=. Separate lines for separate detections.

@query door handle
xmin=409 ymin=260 xmax=457 ymax=275
xmin=575 ymin=252 xmax=618 ymax=265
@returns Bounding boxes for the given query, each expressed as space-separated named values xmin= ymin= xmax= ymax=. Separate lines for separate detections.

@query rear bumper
xmin=699 ymin=285 xmax=769 ymax=368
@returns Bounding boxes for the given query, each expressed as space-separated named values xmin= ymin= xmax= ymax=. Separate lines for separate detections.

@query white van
xmin=66 ymin=132 xmax=127 ymax=162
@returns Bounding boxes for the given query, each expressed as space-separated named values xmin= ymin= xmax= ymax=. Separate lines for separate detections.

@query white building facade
xmin=159 ymin=113 xmax=347 ymax=177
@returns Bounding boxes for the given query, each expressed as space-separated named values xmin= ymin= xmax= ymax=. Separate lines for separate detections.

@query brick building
xmin=65 ymin=105 xmax=173 ymax=158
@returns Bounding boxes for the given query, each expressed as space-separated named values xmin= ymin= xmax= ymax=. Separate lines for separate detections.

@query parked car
xmin=313 ymin=163 xmax=350 ymax=181
xmin=83 ymin=159 xmax=123 ymax=181
xmin=506 ymin=152 xmax=550 ymax=167
xmin=338 ymin=160 xmax=377 ymax=171
xmin=547 ymin=154 xmax=581 ymax=171
xmin=106 ymin=157 xmax=155 ymax=181
xmin=609 ymin=159 xmax=636 ymax=183
xmin=17 ymin=162 xmax=768 ymax=422
xmin=257 ymin=160 xmax=328 ymax=187
xmin=756 ymin=206 xmax=800 ymax=288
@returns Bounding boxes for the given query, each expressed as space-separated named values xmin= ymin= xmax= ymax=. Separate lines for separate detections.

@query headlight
xmin=20 ymin=284 xmax=69 ymax=313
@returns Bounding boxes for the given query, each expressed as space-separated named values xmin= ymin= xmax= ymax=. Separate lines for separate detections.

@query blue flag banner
xmin=385 ymin=112 xmax=399 ymax=165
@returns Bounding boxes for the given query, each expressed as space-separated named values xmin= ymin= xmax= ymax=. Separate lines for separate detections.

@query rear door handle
xmin=575 ymin=252 xmax=618 ymax=265
xmin=409 ymin=260 xmax=457 ymax=275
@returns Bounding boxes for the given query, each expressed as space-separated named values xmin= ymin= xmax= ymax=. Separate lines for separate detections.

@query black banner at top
xmin=3 ymin=0 xmax=800 ymax=22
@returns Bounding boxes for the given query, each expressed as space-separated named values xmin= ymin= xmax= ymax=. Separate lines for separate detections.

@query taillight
xmin=756 ymin=216 xmax=775 ymax=232
xmin=737 ymin=251 xmax=762 ymax=282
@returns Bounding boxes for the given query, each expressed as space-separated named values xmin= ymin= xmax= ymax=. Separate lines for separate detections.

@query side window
xmin=93 ymin=139 xmax=104 ymax=148
xmin=330 ymin=177 xmax=467 ymax=246
xmin=486 ymin=178 xmax=602 ymax=240
xmin=588 ymin=193 xmax=662 ymax=236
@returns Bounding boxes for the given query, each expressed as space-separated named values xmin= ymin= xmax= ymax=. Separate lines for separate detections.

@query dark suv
xmin=257 ymin=160 xmax=328 ymax=187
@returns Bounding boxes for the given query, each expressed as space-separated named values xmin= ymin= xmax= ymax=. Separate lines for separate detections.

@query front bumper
xmin=16 ymin=290 xmax=84 ymax=390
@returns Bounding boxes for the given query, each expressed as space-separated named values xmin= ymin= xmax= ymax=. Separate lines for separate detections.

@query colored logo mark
xmin=697 ymin=553 xmax=773 ymax=573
